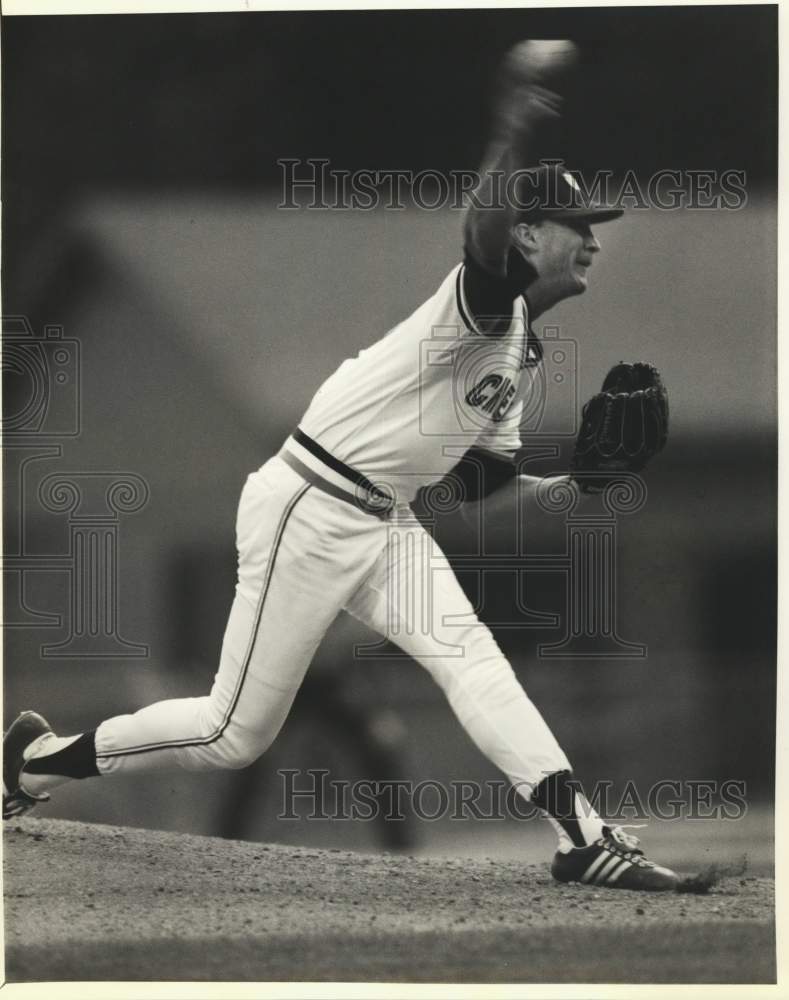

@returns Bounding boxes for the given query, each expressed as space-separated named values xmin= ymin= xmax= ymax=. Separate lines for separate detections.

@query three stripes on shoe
xmin=580 ymin=847 xmax=635 ymax=885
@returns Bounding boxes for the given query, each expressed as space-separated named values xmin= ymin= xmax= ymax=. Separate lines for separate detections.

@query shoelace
xmin=605 ymin=823 xmax=647 ymax=853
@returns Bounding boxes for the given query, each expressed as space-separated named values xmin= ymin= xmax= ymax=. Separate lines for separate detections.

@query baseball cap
xmin=514 ymin=163 xmax=623 ymax=224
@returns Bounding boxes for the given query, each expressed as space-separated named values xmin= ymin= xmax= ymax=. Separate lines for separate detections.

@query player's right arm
xmin=463 ymin=40 xmax=577 ymax=298
xmin=434 ymin=42 xmax=578 ymax=506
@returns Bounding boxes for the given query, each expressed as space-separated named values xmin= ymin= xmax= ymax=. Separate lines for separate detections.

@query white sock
xmin=573 ymin=790 xmax=607 ymax=846
xmin=540 ymin=790 xmax=606 ymax=853
xmin=544 ymin=815 xmax=575 ymax=853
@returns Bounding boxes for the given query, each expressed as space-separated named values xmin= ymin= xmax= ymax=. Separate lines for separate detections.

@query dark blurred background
xmin=2 ymin=7 xmax=776 ymax=867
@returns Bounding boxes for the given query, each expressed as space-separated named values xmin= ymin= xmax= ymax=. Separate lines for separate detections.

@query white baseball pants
xmin=95 ymin=455 xmax=571 ymax=795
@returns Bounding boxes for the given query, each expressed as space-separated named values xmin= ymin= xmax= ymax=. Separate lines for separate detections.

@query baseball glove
xmin=571 ymin=362 xmax=669 ymax=493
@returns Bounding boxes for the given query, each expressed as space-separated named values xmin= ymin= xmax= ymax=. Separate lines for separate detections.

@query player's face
xmin=532 ymin=218 xmax=601 ymax=298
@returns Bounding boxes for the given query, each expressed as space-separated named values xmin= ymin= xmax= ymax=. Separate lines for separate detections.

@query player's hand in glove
xmin=571 ymin=362 xmax=669 ymax=494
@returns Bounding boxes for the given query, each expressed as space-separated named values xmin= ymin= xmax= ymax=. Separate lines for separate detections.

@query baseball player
xmin=4 ymin=41 xmax=674 ymax=890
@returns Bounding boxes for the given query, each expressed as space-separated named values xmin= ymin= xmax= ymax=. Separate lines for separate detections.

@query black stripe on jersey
xmin=293 ymin=427 xmax=392 ymax=503
xmin=455 ymin=265 xmax=477 ymax=333
xmin=461 ymin=248 xmax=538 ymax=337
xmin=460 ymin=259 xmax=544 ymax=367
xmin=523 ymin=327 xmax=544 ymax=367
xmin=95 ymin=481 xmax=311 ymax=760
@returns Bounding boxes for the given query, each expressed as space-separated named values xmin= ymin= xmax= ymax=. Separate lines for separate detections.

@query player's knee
xmin=203 ymin=731 xmax=274 ymax=770
xmin=219 ymin=746 xmax=257 ymax=770
xmin=199 ymin=686 xmax=292 ymax=770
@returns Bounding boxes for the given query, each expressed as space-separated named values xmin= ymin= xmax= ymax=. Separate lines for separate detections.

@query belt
xmin=279 ymin=428 xmax=397 ymax=520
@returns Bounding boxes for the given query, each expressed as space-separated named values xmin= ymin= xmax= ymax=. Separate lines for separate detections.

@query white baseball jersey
xmin=288 ymin=262 xmax=544 ymax=503
xmin=78 ymin=257 xmax=571 ymax=824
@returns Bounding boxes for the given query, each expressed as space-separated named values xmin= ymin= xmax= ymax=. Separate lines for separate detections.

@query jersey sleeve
xmin=473 ymin=397 xmax=524 ymax=463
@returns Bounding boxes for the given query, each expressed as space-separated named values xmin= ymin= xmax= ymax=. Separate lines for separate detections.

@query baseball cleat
xmin=3 ymin=711 xmax=54 ymax=819
xmin=551 ymin=825 xmax=679 ymax=891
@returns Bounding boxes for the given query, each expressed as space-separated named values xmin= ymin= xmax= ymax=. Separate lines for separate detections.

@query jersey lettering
xmin=491 ymin=381 xmax=517 ymax=421
xmin=465 ymin=373 xmax=503 ymax=408
xmin=466 ymin=374 xmax=518 ymax=423
xmin=299 ymin=263 xmax=539 ymax=502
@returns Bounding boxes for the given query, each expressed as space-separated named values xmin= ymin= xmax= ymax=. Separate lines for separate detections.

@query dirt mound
xmin=4 ymin=818 xmax=775 ymax=983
